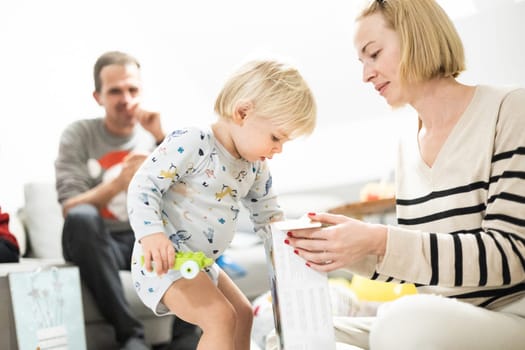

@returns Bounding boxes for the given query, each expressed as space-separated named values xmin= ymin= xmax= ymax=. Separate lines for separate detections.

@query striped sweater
xmin=356 ymin=85 xmax=525 ymax=309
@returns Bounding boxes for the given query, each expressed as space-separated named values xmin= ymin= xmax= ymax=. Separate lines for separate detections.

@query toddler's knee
xmin=202 ymin=300 xmax=237 ymax=333
xmin=237 ymin=298 xmax=254 ymax=325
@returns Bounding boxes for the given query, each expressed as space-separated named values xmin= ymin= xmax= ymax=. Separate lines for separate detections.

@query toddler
xmin=127 ymin=59 xmax=317 ymax=349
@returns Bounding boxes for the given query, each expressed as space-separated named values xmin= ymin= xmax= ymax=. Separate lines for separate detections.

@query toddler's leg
xmin=217 ymin=269 xmax=254 ymax=350
xmin=161 ymin=271 xmax=237 ymax=350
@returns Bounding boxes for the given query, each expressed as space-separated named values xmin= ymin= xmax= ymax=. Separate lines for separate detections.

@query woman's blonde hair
xmin=357 ymin=0 xmax=465 ymax=84
xmin=214 ymin=60 xmax=317 ymax=139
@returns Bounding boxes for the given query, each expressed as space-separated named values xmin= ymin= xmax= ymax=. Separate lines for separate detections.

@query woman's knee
xmin=370 ymin=294 xmax=464 ymax=350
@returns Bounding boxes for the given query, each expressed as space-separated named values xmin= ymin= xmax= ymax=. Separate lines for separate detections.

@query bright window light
xmin=437 ymin=0 xmax=477 ymax=19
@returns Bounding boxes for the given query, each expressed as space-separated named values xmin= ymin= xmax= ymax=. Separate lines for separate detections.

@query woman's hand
xmin=140 ymin=232 xmax=176 ymax=275
xmin=286 ymin=212 xmax=387 ymax=272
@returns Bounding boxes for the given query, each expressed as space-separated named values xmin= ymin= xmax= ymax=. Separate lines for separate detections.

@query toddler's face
xmin=234 ymin=115 xmax=290 ymax=162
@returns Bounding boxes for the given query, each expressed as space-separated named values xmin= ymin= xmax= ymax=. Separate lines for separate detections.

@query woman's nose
xmin=362 ymin=63 xmax=376 ymax=83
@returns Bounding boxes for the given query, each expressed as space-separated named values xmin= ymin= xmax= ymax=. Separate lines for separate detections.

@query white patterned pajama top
xmin=127 ymin=127 xmax=283 ymax=314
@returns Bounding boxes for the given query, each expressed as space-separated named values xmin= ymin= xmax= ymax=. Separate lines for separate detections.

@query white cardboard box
xmin=264 ymin=219 xmax=336 ymax=349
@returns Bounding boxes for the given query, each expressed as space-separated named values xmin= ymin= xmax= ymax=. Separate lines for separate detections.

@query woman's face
xmin=354 ymin=12 xmax=406 ymax=107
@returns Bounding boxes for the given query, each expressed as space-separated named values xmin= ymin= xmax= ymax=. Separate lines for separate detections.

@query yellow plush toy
xmin=348 ymin=275 xmax=417 ymax=302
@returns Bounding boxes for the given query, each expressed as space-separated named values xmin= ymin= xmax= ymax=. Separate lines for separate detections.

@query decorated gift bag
xmin=8 ymin=266 xmax=86 ymax=350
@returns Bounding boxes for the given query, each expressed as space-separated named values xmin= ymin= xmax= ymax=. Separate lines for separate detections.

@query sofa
xmin=1 ymin=181 xmax=355 ymax=350
xmin=0 ymin=182 xmax=281 ymax=350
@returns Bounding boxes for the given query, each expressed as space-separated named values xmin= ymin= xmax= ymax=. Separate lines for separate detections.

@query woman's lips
xmin=375 ymin=82 xmax=389 ymax=95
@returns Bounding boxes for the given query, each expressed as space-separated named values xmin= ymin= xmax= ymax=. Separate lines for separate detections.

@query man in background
xmin=55 ymin=51 xmax=199 ymax=350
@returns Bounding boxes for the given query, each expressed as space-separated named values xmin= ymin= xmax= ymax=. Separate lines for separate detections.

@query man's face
xmin=93 ymin=63 xmax=143 ymax=136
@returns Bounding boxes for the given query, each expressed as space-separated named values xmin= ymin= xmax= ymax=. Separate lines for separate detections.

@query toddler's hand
xmin=140 ymin=233 xmax=175 ymax=276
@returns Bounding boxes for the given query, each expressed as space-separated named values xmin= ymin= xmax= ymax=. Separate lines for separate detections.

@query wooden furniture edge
xmin=328 ymin=197 xmax=396 ymax=217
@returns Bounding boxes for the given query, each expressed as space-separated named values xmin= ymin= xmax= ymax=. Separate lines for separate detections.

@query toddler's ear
xmin=233 ymin=101 xmax=254 ymax=124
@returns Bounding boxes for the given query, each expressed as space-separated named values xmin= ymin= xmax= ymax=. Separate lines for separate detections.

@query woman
xmin=282 ymin=0 xmax=525 ymax=349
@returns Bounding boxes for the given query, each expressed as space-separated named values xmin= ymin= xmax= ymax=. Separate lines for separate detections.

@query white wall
xmin=456 ymin=0 xmax=525 ymax=87
xmin=1 ymin=0 xmax=523 ymax=212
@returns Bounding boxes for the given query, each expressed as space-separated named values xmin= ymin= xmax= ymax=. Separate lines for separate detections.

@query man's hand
xmin=140 ymin=232 xmax=176 ymax=276
xmin=115 ymin=153 xmax=148 ymax=191
xmin=61 ymin=152 xmax=147 ymax=217
xmin=134 ymin=107 xmax=164 ymax=143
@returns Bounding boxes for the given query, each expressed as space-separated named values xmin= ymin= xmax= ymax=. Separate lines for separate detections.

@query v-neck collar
xmin=416 ymin=85 xmax=480 ymax=171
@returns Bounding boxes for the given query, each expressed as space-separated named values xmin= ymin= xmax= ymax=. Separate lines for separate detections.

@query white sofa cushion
xmin=9 ymin=210 xmax=26 ymax=256
xmin=23 ymin=182 xmax=64 ymax=259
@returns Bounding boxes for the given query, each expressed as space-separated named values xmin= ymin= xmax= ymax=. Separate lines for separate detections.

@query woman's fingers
xmin=289 ymin=213 xmax=350 ymax=240
xmin=287 ymin=217 xmax=355 ymax=271
xmin=294 ymin=245 xmax=332 ymax=263
xmin=308 ymin=212 xmax=349 ymax=225
xmin=299 ymin=249 xmax=342 ymax=272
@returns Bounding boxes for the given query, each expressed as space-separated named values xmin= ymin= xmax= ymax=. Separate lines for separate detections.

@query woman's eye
xmin=371 ymin=50 xmax=380 ymax=59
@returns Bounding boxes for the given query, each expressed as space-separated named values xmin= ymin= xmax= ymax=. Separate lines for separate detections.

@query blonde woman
xmin=283 ymin=0 xmax=525 ymax=349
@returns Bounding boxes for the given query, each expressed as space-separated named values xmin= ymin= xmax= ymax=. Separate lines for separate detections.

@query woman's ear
xmin=233 ymin=101 xmax=254 ymax=125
